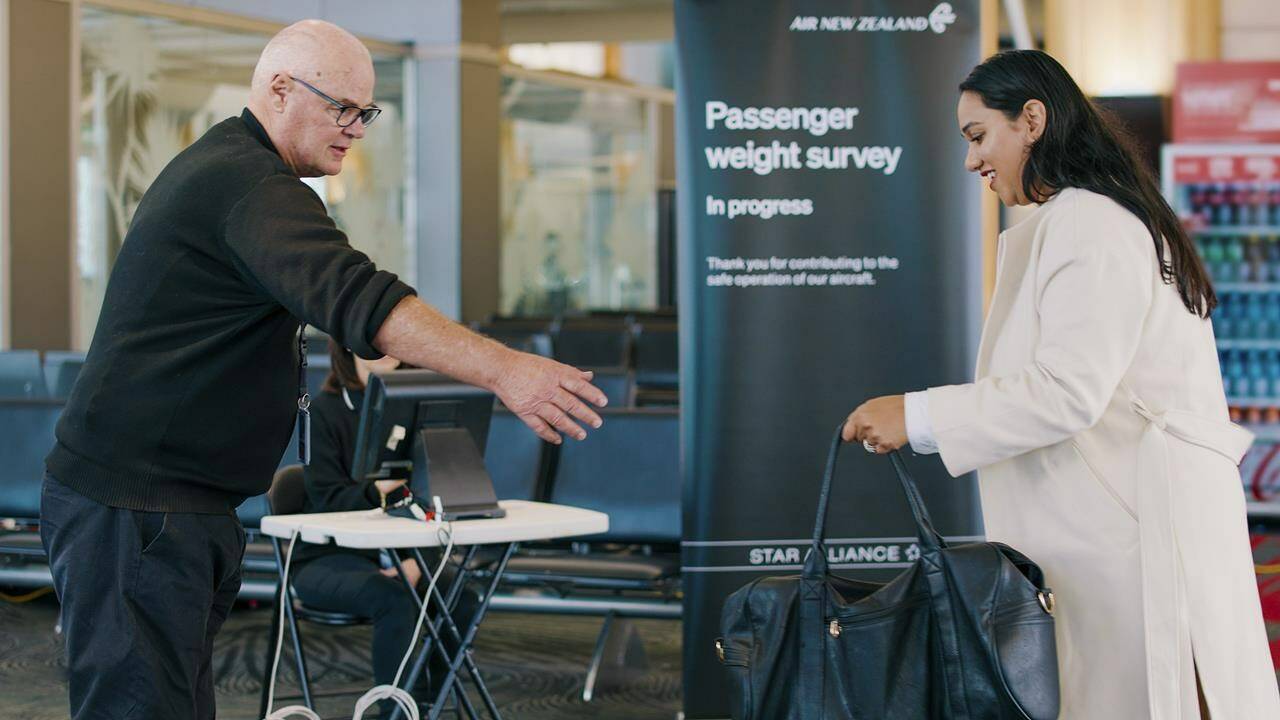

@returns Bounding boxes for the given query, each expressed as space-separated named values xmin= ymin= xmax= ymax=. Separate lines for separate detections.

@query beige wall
xmin=459 ymin=0 xmax=502 ymax=324
xmin=1222 ymin=0 xmax=1280 ymax=60
xmin=0 ymin=0 xmax=9 ymax=348
xmin=982 ymin=0 xmax=1000 ymax=309
xmin=5 ymin=0 xmax=74 ymax=350
xmin=1045 ymin=0 xmax=1220 ymax=96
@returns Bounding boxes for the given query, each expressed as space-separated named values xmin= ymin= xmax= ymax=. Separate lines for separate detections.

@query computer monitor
xmin=350 ymin=369 xmax=505 ymax=520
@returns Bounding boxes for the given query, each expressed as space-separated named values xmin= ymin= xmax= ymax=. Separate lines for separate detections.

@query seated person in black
xmin=291 ymin=340 xmax=468 ymax=705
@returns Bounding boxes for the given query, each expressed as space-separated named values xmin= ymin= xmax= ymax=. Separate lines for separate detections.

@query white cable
xmin=352 ymin=516 xmax=455 ymax=720
xmin=394 ymin=522 xmax=455 ymax=687
xmin=351 ymin=684 xmax=419 ymax=720
xmin=265 ymin=706 xmax=321 ymax=720
xmin=262 ymin=531 xmax=322 ymax=720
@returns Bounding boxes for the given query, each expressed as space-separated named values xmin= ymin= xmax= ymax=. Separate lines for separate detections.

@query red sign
xmin=1171 ymin=153 xmax=1280 ymax=183
xmin=1174 ymin=62 xmax=1280 ymax=143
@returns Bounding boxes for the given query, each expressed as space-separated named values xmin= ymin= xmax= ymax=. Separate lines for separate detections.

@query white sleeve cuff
xmin=904 ymin=390 xmax=939 ymax=455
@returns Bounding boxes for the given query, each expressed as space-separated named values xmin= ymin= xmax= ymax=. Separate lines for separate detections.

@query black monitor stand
xmin=411 ymin=427 xmax=506 ymax=521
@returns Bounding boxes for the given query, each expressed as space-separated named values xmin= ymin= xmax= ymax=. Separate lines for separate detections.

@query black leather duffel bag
xmin=717 ymin=426 xmax=1060 ymax=719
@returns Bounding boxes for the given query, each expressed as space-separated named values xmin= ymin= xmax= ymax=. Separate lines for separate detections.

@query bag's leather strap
xmin=798 ymin=426 xmax=955 ymax=717
xmin=798 ymin=573 xmax=825 ymax=720
xmin=922 ymin=546 xmax=972 ymax=719
xmin=806 ymin=425 xmax=945 ymax=580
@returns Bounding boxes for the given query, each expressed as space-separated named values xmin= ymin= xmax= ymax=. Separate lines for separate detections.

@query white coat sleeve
xmin=925 ymin=194 xmax=1155 ymax=477
xmin=904 ymin=391 xmax=940 ymax=455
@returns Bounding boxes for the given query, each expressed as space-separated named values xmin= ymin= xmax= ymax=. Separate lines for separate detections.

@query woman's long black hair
xmin=960 ymin=50 xmax=1214 ymax=317
xmin=323 ymin=339 xmax=362 ymax=394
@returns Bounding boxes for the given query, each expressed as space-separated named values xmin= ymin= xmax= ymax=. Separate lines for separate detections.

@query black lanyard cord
xmin=297 ymin=324 xmax=311 ymax=465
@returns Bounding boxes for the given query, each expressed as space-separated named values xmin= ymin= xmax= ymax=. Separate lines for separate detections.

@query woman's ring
xmin=863 ymin=440 xmax=877 ymax=453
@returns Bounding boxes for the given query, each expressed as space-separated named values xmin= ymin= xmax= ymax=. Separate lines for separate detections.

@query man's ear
xmin=1022 ymin=98 xmax=1047 ymax=144
xmin=267 ymin=73 xmax=291 ymax=114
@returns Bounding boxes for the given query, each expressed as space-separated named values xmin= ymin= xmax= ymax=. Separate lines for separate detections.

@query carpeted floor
xmin=0 ymin=592 xmax=682 ymax=720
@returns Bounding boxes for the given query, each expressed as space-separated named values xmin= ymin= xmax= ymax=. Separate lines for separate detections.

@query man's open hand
xmin=493 ymin=351 xmax=608 ymax=444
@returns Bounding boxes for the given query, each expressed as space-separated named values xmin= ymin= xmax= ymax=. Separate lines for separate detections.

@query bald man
xmin=39 ymin=20 xmax=606 ymax=720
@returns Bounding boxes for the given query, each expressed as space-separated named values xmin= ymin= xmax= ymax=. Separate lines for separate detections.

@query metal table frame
xmin=265 ymin=538 xmax=517 ymax=720
xmin=259 ymin=502 xmax=607 ymax=720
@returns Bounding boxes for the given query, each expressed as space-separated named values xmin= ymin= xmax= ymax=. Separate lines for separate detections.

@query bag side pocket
xmin=992 ymin=598 xmax=1060 ymax=720
xmin=717 ymin=637 xmax=753 ymax=720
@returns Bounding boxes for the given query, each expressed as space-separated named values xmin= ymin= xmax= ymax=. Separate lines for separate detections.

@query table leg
xmin=258 ymin=585 xmax=280 ymax=719
xmin=424 ymin=542 xmax=517 ymax=720
xmin=388 ymin=548 xmax=483 ymax=720
xmin=406 ymin=547 xmax=490 ymax=718
xmin=415 ymin=546 xmax=480 ymax=716
xmin=270 ymin=536 xmax=314 ymax=710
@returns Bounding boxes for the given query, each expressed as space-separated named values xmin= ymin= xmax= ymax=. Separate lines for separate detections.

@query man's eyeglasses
xmin=289 ymin=76 xmax=381 ymax=128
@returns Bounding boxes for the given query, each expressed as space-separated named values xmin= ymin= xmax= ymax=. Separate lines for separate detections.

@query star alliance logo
xmin=790 ymin=3 xmax=958 ymax=34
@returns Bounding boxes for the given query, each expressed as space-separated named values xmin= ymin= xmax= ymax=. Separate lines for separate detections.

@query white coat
xmin=926 ymin=188 xmax=1280 ymax=719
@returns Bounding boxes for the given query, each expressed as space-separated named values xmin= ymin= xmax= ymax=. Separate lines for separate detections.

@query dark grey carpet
xmin=0 ymin=592 xmax=682 ymax=720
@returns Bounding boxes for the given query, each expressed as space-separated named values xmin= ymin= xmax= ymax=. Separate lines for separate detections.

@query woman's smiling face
xmin=957 ymin=90 xmax=1043 ymax=207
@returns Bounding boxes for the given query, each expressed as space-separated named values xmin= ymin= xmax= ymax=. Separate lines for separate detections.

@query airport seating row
xmin=475 ymin=311 xmax=679 ymax=407
xmin=0 ymin=350 xmax=86 ymax=399
xmin=0 ymin=308 xmax=681 ymax=407
xmin=0 ymin=400 xmax=681 ymax=610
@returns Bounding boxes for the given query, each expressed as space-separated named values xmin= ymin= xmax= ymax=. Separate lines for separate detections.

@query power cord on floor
xmin=261 ymin=508 xmax=457 ymax=720
xmin=352 ymin=519 xmax=455 ymax=720
xmin=0 ymin=586 xmax=53 ymax=603
xmin=262 ymin=530 xmax=321 ymax=720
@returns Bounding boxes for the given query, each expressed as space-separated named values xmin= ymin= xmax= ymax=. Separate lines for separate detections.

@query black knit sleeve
xmin=302 ymin=394 xmax=381 ymax=513
xmin=222 ymin=174 xmax=416 ymax=359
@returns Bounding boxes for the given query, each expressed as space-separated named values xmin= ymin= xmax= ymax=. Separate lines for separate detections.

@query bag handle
xmin=805 ymin=423 xmax=946 ymax=578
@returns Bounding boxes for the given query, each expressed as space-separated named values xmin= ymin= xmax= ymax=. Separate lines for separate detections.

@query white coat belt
xmin=1129 ymin=396 xmax=1254 ymax=720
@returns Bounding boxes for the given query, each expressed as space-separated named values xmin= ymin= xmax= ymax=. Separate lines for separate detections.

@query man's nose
xmin=344 ymin=118 xmax=366 ymax=139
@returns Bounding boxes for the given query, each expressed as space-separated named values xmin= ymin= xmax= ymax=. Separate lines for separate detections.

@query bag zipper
xmin=715 ymin=638 xmax=750 ymax=666
xmin=826 ymin=597 xmax=929 ymax=637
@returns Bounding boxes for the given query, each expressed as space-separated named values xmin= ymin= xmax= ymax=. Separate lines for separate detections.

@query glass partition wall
xmin=74 ymin=5 xmax=672 ymax=343
xmin=499 ymin=67 xmax=672 ymax=316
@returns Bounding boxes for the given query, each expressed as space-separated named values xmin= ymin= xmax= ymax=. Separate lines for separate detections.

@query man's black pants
xmin=40 ymin=475 xmax=246 ymax=720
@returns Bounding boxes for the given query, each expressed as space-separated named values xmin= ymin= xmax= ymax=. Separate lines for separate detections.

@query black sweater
xmin=46 ymin=110 xmax=416 ymax=514
xmin=294 ymin=387 xmax=381 ymax=565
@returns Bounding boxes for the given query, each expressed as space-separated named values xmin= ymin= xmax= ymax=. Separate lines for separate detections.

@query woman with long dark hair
xmin=844 ymin=50 xmax=1280 ymax=718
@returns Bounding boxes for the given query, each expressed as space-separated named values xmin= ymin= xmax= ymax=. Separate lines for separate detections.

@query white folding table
xmin=261 ymin=500 xmax=609 ymax=720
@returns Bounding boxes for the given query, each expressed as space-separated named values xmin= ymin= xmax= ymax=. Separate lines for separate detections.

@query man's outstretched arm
xmin=373 ymin=296 xmax=607 ymax=444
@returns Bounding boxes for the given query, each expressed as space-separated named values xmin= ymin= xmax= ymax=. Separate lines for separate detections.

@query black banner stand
xmin=675 ymin=2 xmax=987 ymax=716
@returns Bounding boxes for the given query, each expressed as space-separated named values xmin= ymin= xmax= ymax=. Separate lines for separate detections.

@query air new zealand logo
xmin=791 ymin=3 xmax=958 ymax=34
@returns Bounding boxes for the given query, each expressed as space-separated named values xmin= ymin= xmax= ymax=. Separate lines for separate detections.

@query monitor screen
xmin=350 ymin=369 xmax=503 ymax=519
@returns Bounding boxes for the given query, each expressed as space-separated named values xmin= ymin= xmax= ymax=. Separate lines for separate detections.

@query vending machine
xmin=1161 ymin=145 xmax=1280 ymax=515
xmin=1162 ymin=145 xmax=1280 ymax=673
